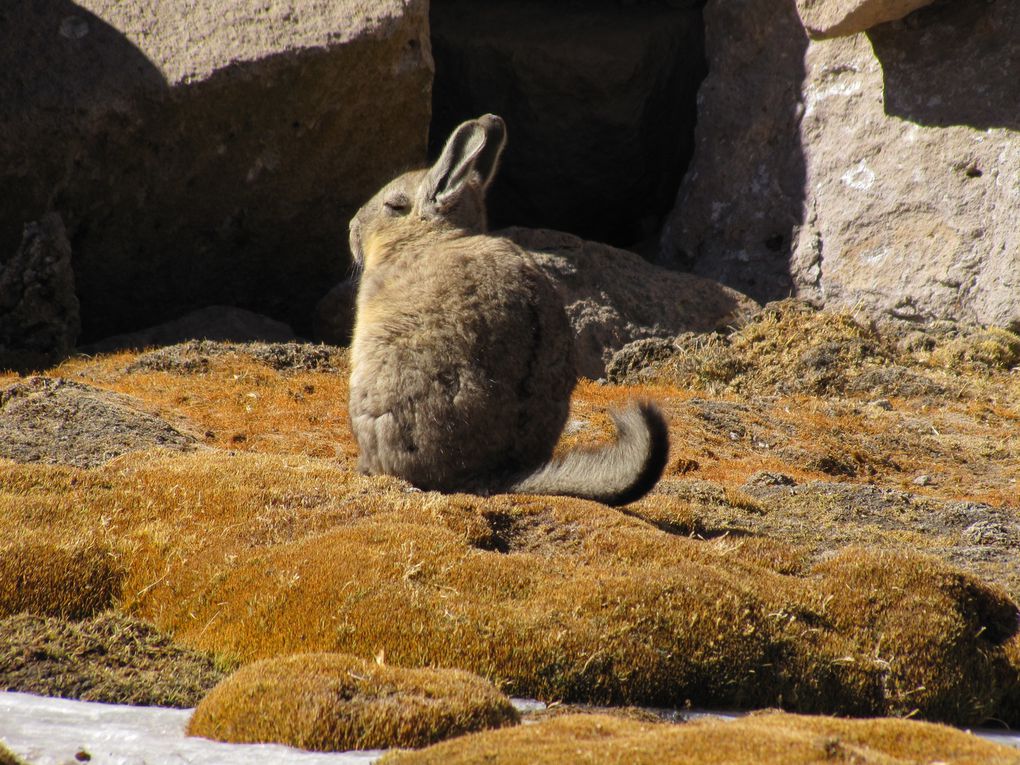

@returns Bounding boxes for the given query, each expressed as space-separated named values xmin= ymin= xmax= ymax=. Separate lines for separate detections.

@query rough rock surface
xmin=430 ymin=0 xmax=704 ymax=247
xmin=663 ymin=0 xmax=1020 ymax=330
xmin=0 ymin=214 xmax=79 ymax=371
xmin=0 ymin=377 xmax=196 ymax=468
xmin=0 ymin=0 xmax=432 ymax=342
xmin=506 ymin=228 xmax=760 ymax=379
xmin=84 ymin=306 xmax=296 ymax=354
xmin=659 ymin=0 xmax=809 ymax=303
xmin=795 ymin=0 xmax=936 ymax=38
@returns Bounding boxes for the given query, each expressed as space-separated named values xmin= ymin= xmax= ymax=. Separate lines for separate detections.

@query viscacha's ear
xmin=472 ymin=114 xmax=507 ymax=191
xmin=418 ymin=117 xmax=490 ymax=215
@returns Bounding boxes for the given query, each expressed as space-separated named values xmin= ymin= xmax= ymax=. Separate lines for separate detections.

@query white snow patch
xmin=2 ymin=691 xmax=1017 ymax=764
xmin=0 ymin=691 xmax=382 ymax=765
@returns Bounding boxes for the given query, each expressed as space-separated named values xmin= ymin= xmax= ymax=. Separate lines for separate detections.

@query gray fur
xmin=347 ymin=115 xmax=668 ymax=505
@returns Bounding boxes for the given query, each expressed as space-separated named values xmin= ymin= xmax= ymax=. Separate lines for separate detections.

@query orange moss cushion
xmin=381 ymin=711 xmax=1020 ymax=765
xmin=187 ymin=652 xmax=518 ymax=751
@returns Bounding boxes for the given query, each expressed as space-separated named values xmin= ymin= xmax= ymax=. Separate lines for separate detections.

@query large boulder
xmin=662 ymin=0 xmax=1020 ymax=330
xmin=0 ymin=214 xmax=79 ymax=371
xmin=1 ymin=0 xmax=432 ymax=344
xmin=795 ymin=0 xmax=936 ymax=38
xmin=430 ymin=1 xmax=705 ymax=247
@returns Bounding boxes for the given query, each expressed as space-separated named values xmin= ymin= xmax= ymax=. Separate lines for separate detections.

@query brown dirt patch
xmin=0 ymin=376 xmax=197 ymax=468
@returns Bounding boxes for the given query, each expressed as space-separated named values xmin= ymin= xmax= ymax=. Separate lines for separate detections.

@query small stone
xmin=59 ymin=16 xmax=90 ymax=39
xmin=744 ymin=471 xmax=797 ymax=488
xmin=869 ymin=398 xmax=893 ymax=411
xmin=913 ymin=475 xmax=931 ymax=486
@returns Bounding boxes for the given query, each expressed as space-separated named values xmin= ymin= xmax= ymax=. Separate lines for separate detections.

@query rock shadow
xmin=0 ymin=1 xmax=168 ymax=260
xmin=869 ymin=0 xmax=1020 ymax=131
xmin=429 ymin=0 xmax=706 ymax=249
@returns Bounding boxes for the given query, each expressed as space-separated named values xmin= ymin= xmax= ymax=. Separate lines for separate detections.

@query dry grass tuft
xmin=0 ymin=537 xmax=123 ymax=619
xmin=187 ymin=652 xmax=518 ymax=751
xmin=380 ymin=711 xmax=1020 ymax=765
xmin=0 ymin=611 xmax=228 ymax=706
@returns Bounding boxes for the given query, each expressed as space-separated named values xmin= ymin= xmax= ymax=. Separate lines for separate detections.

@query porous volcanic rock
xmin=659 ymin=0 xmax=809 ymax=303
xmin=506 ymin=227 xmax=759 ymax=378
xmin=430 ymin=0 xmax=705 ymax=247
xmin=1 ymin=0 xmax=432 ymax=342
xmin=663 ymin=0 xmax=1020 ymax=330
xmin=0 ymin=214 xmax=79 ymax=371
xmin=795 ymin=0 xmax=936 ymax=38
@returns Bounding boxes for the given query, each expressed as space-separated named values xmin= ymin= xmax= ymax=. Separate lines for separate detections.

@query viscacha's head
xmin=349 ymin=114 xmax=507 ymax=269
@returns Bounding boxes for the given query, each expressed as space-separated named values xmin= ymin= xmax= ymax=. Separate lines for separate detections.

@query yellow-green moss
xmin=2 ymin=337 xmax=1019 ymax=729
xmin=187 ymin=652 xmax=518 ymax=751
xmin=381 ymin=711 xmax=1020 ymax=765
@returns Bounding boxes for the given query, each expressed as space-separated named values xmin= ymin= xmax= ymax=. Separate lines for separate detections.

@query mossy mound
xmin=930 ymin=328 xmax=1020 ymax=372
xmin=187 ymin=652 xmax=518 ymax=751
xmin=1 ymin=341 xmax=1018 ymax=729
xmin=0 ymin=537 xmax=122 ymax=618
xmin=4 ymin=450 xmax=1016 ymax=725
xmin=0 ymin=611 xmax=227 ymax=706
xmin=127 ymin=340 xmax=346 ymax=375
xmin=380 ymin=711 xmax=1020 ymax=765
xmin=609 ymin=299 xmax=898 ymax=395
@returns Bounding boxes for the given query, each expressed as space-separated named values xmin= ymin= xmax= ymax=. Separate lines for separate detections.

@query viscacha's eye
xmin=383 ymin=194 xmax=411 ymax=215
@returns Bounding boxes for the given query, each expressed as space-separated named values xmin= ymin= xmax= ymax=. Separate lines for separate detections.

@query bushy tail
xmin=509 ymin=402 xmax=669 ymax=506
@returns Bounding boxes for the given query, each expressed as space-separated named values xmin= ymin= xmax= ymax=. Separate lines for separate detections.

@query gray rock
xmin=1 ymin=0 xmax=432 ymax=342
xmin=505 ymin=227 xmax=760 ymax=379
xmin=430 ymin=0 xmax=705 ymax=247
xmin=0 ymin=214 xmax=79 ymax=371
xmin=795 ymin=0 xmax=936 ymax=39
xmin=659 ymin=0 xmax=809 ymax=304
xmin=662 ymin=0 xmax=1020 ymax=331
xmin=83 ymin=306 xmax=297 ymax=354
